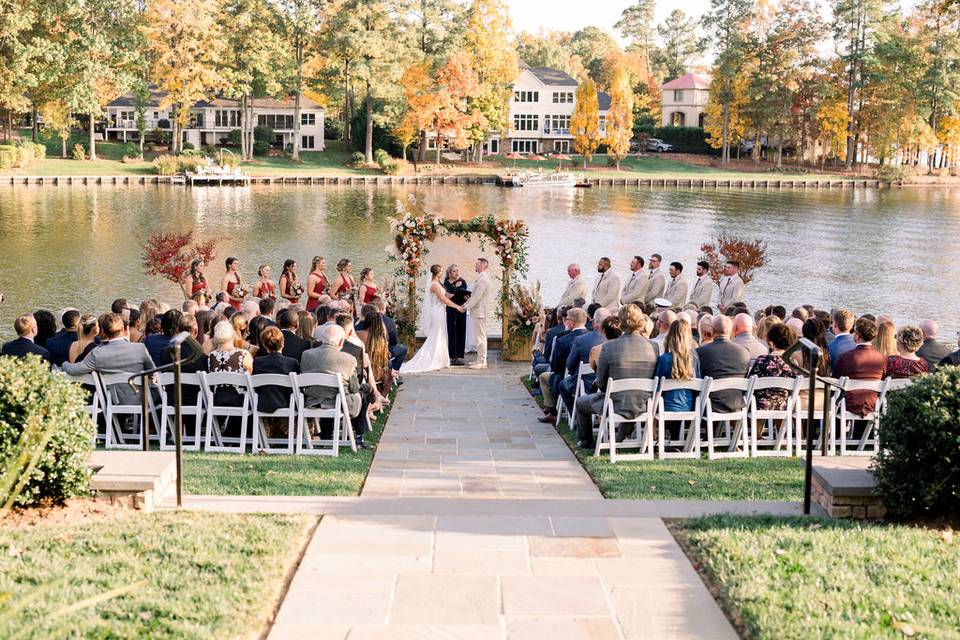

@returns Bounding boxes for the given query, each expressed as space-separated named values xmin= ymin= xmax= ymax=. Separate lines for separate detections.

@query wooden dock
xmin=2 ymin=174 xmax=902 ymax=189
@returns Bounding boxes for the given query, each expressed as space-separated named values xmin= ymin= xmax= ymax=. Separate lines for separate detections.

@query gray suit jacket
xmin=733 ymin=332 xmax=770 ymax=367
xmin=62 ymin=339 xmax=156 ymax=404
xmin=719 ymin=275 xmax=745 ymax=309
xmin=592 ymin=333 xmax=660 ymax=418
xmin=688 ymin=276 xmax=715 ymax=309
xmin=696 ymin=337 xmax=750 ymax=412
xmin=620 ymin=270 xmax=649 ymax=305
xmin=664 ymin=276 xmax=689 ymax=309
xmin=917 ymin=338 xmax=952 ymax=372
xmin=299 ymin=344 xmax=361 ymax=416
xmin=592 ymin=271 xmax=621 ymax=311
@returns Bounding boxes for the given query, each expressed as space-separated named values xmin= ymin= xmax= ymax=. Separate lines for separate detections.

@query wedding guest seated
xmin=206 ymin=320 xmax=253 ymax=405
xmin=917 ymin=319 xmax=951 ymax=372
xmin=588 ymin=315 xmax=622 ymax=370
xmin=655 ymin=317 xmax=700 ymax=421
xmin=372 ymin=296 xmax=406 ymax=374
xmin=938 ymin=332 xmax=960 ymax=368
xmin=651 ymin=310 xmax=675 ymax=347
xmin=770 ymin=305 xmax=787 ymax=320
xmin=538 ymin=307 xmax=587 ymax=424
xmin=886 ymin=325 xmax=928 ymax=379
xmin=251 ymin=326 xmax=299 ymax=413
xmin=69 ymin=315 xmax=100 ymax=364
xmin=146 ymin=309 xmax=182 ymax=365
xmin=277 ymin=309 xmax=310 ymax=362
xmin=697 ymin=314 xmax=715 ymax=346
xmin=2 ymin=314 xmax=52 ymax=364
xmin=359 ymin=311 xmax=394 ymax=397
xmin=196 ymin=310 xmax=218 ymax=353
xmin=230 ymin=312 xmax=252 ymax=351
xmin=732 ymin=313 xmax=769 ymax=366
xmin=175 ymin=314 xmax=207 ymax=375
xmin=828 ymin=309 xmax=856 ymax=368
xmin=574 ymin=304 xmax=659 ymax=449
xmin=873 ymin=320 xmax=897 ymax=357
xmin=297 ymin=310 xmax=318 ymax=348
xmin=696 ymin=315 xmax=750 ymax=413
xmin=241 ymin=300 xmax=260 ymax=319
xmin=833 ymin=317 xmax=886 ymax=416
xmin=531 ymin=307 xmax=558 ymax=367
xmin=247 ymin=315 xmax=272 ymax=357
xmin=791 ymin=307 xmax=808 ymax=321
xmin=182 ymin=299 xmax=199 ymax=315
xmin=533 ymin=306 xmax=570 ymax=380
xmin=46 ymin=309 xmax=80 ymax=367
xmin=559 ymin=307 xmax=609 ymax=414
xmin=62 ymin=313 xmax=155 ymax=404
xmin=32 ymin=309 xmax=57 ymax=349
xmin=748 ymin=323 xmax=798 ymax=410
xmin=300 ymin=324 xmax=366 ymax=447
xmin=755 ymin=315 xmax=782 ymax=343
xmin=258 ymin=297 xmax=276 ymax=322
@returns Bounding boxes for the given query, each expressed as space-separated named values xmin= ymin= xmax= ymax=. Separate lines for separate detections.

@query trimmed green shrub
xmin=873 ymin=367 xmax=960 ymax=519
xmin=374 ymin=148 xmax=389 ymax=165
xmin=252 ymin=140 xmax=271 ymax=156
xmin=348 ymin=151 xmax=365 ymax=167
xmin=873 ymin=164 xmax=914 ymax=182
xmin=0 ymin=356 xmax=94 ymax=506
xmin=123 ymin=141 xmax=141 ymax=159
xmin=152 ymin=154 xmax=180 ymax=175
xmin=383 ymin=161 xmax=401 ymax=175
xmin=181 ymin=141 xmax=195 ymax=150
xmin=253 ymin=126 xmax=273 ymax=144
xmin=225 ymin=129 xmax=242 ymax=147
xmin=177 ymin=156 xmax=207 ymax=173
xmin=0 ymin=145 xmax=17 ymax=169
xmin=71 ymin=143 xmax=85 ymax=161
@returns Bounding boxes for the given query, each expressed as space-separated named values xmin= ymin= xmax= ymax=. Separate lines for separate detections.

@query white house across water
xmin=660 ymin=73 xmax=711 ymax=128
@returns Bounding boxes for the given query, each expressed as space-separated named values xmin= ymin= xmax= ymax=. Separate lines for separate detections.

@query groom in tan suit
xmin=592 ymin=257 xmax=621 ymax=311
xmin=463 ymin=257 xmax=493 ymax=369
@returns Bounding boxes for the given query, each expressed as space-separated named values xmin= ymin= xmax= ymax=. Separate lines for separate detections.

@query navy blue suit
xmin=549 ymin=328 xmax=587 ymax=394
xmin=560 ymin=331 xmax=603 ymax=412
xmin=1 ymin=337 xmax=51 ymax=364
xmin=45 ymin=330 xmax=78 ymax=367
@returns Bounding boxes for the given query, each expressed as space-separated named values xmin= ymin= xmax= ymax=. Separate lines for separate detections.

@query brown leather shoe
xmin=537 ymin=414 xmax=556 ymax=425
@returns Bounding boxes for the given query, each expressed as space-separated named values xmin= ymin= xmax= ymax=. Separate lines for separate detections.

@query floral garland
xmin=386 ymin=197 xmax=443 ymax=280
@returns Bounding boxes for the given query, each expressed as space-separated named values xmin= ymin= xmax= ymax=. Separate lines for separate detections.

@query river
xmin=1 ymin=184 xmax=959 ymax=339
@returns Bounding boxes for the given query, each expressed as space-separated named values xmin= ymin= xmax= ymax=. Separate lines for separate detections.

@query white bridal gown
xmin=400 ymin=280 xmax=451 ymax=374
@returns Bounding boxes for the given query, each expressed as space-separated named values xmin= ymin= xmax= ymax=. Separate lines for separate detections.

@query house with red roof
xmin=661 ymin=73 xmax=711 ymax=128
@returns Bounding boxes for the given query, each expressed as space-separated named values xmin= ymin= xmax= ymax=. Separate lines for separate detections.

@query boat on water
xmin=506 ymin=170 xmax=578 ymax=188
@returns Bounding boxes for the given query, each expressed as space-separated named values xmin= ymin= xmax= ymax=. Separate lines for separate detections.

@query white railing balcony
xmin=110 ymin=118 xmax=170 ymax=131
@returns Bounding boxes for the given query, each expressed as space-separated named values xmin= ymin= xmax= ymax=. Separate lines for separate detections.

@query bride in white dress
xmin=400 ymin=264 xmax=465 ymax=374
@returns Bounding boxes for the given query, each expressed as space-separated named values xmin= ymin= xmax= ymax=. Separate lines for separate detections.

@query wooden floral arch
xmin=386 ymin=199 xmax=533 ymax=359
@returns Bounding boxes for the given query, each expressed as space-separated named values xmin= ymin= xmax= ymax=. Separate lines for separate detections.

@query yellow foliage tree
xmin=938 ymin=115 xmax=960 ymax=167
xmin=606 ymin=65 xmax=634 ymax=170
xmin=815 ymin=98 xmax=849 ymax=167
xmin=571 ymin=78 xmax=601 ymax=167
xmin=704 ymin=75 xmax=747 ymax=151
xmin=38 ymin=100 xmax=74 ymax=159
xmin=142 ymin=0 xmax=228 ymax=153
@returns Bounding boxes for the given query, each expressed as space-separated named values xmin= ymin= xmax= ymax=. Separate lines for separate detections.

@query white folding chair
xmin=200 ymin=371 xmax=253 ymax=453
xmin=794 ymin=377 xmax=838 ymax=456
xmin=567 ymin=362 xmax=594 ymax=431
xmin=63 ymin=372 xmax=107 ymax=446
xmin=655 ymin=377 xmax=709 ymax=459
xmin=594 ymin=378 xmax=658 ymax=462
xmin=156 ymin=372 xmax=205 ymax=451
xmin=836 ymin=377 xmax=889 ymax=456
xmin=250 ymin=373 xmax=298 ymax=454
xmin=99 ymin=372 xmax=157 ymax=450
xmin=703 ymin=377 xmax=754 ymax=459
xmin=749 ymin=376 xmax=802 ymax=457
xmin=293 ymin=373 xmax=357 ymax=456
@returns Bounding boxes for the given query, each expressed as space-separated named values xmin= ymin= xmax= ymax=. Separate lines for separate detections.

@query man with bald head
xmin=696 ymin=315 xmax=750 ymax=413
xmin=732 ymin=313 xmax=770 ymax=366
xmin=917 ymin=319 xmax=951 ymax=372
xmin=559 ymin=264 xmax=588 ymax=307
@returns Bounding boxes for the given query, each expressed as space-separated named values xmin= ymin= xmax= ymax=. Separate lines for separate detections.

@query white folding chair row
xmin=97 ymin=372 xmax=160 ymax=450
xmin=156 ymin=372 xmax=205 ymax=452
xmin=833 ymin=377 xmax=891 ymax=456
xmin=594 ymin=378 xmax=658 ymax=462
xmin=567 ymin=362 xmax=594 ymax=432
xmin=294 ymin=372 xmax=356 ymax=456
xmin=63 ymin=372 xmax=108 ymax=446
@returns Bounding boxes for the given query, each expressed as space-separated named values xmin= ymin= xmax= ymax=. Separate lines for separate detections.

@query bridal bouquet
xmin=387 ymin=198 xmax=442 ymax=278
xmin=507 ymin=280 xmax=542 ymax=339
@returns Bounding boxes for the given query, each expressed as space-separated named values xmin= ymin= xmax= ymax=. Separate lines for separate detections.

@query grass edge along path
xmin=521 ymin=375 xmax=805 ymax=501
xmin=0 ymin=511 xmax=315 ymax=639
xmin=671 ymin=514 xmax=960 ymax=640
xmin=183 ymin=386 xmax=397 ymax=496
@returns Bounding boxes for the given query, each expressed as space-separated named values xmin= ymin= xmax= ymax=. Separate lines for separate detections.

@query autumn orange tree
xmin=142 ymin=230 xmax=218 ymax=285
xmin=699 ymin=235 xmax=769 ymax=285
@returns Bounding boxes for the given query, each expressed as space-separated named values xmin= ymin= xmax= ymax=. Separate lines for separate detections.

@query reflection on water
xmin=1 ymin=184 xmax=959 ymax=338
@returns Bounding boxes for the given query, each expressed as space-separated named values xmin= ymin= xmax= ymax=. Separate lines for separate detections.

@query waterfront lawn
xmin=0 ymin=511 xmax=312 ymax=638
xmin=674 ymin=515 xmax=960 ymax=639
xmin=238 ymin=144 xmax=366 ymax=175
xmin=522 ymin=375 xmax=804 ymax=501
xmin=184 ymin=387 xmax=394 ymax=496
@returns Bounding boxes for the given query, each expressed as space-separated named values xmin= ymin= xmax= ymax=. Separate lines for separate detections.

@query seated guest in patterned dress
xmin=207 ymin=320 xmax=253 ymax=404
xmin=886 ymin=325 xmax=928 ymax=379
xmin=748 ymin=323 xmax=798 ymax=411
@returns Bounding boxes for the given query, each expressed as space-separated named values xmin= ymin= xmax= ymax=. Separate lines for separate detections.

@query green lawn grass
xmin=522 ymin=375 xmax=804 ymax=501
xmin=184 ymin=387 xmax=394 ymax=496
xmin=674 ymin=515 xmax=960 ymax=639
xmin=0 ymin=511 xmax=312 ymax=638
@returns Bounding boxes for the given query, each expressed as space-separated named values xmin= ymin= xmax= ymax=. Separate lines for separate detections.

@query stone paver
xmin=267 ymin=360 xmax=740 ymax=639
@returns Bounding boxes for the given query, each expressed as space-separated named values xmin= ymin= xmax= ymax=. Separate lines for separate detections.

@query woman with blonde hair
xmin=654 ymin=318 xmax=700 ymax=412
xmin=755 ymin=315 xmax=783 ymax=342
xmin=297 ymin=309 xmax=317 ymax=348
xmin=873 ymin=320 xmax=897 ymax=357
xmin=230 ymin=312 xmax=251 ymax=350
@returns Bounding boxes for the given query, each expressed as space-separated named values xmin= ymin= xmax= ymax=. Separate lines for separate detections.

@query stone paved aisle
xmin=269 ymin=359 xmax=739 ymax=640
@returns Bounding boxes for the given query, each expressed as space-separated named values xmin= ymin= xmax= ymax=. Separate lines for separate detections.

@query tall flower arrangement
xmin=507 ymin=280 xmax=542 ymax=339
xmin=386 ymin=197 xmax=443 ymax=280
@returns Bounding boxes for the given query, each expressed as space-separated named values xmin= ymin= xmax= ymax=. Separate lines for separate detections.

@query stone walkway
xmin=267 ymin=360 xmax=742 ymax=639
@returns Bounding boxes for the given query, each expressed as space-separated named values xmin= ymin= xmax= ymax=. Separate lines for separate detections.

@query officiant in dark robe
xmin=444 ymin=265 xmax=470 ymax=366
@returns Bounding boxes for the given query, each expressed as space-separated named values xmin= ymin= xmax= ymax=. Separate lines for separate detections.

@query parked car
xmin=629 ymin=139 xmax=641 ymax=153
xmin=646 ymin=138 xmax=673 ymax=152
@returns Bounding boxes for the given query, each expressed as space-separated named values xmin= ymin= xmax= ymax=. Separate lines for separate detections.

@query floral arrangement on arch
xmin=490 ymin=219 xmax=528 ymax=269
xmin=386 ymin=197 xmax=443 ymax=279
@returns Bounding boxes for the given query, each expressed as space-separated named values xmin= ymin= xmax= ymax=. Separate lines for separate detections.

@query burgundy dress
xmin=306 ymin=273 xmax=329 ymax=312
xmin=361 ymin=283 xmax=377 ymax=304
xmin=886 ymin=355 xmax=927 ymax=379
xmin=255 ymin=280 xmax=276 ymax=300
xmin=226 ymin=279 xmax=243 ymax=310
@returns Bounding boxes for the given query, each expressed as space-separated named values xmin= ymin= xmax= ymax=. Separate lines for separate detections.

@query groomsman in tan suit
xmin=642 ymin=253 xmax=666 ymax=304
xmin=664 ymin=262 xmax=689 ymax=309
xmin=592 ymin=257 xmax=621 ymax=311
xmin=718 ymin=259 xmax=745 ymax=312
xmin=688 ymin=260 xmax=716 ymax=309
xmin=559 ymin=263 xmax=588 ymax=307
xmin=620 ymin=256 xmax=649 ymax=306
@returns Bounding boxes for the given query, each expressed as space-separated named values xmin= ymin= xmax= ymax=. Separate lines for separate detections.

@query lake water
xmin=1 ymin=184 xmax=959 ymax=339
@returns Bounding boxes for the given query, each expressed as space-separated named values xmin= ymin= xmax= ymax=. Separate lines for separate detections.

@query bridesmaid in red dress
xmin=305 ymin=256 xmax=329 ymax=312
xmin=331 ymin=258 xmax=355 ymax=301
xmin=221 ymin=257 xmax=246 ymax=311
xmin=278 ymin=259 xmax=302 ymax=305
xmin=182 ymin=258 xmax=210 ymax=305
xmin=358 ymin=267 xmax=378 ymax=304
xmin=253 ymin=264 xmax=276 ymax=300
